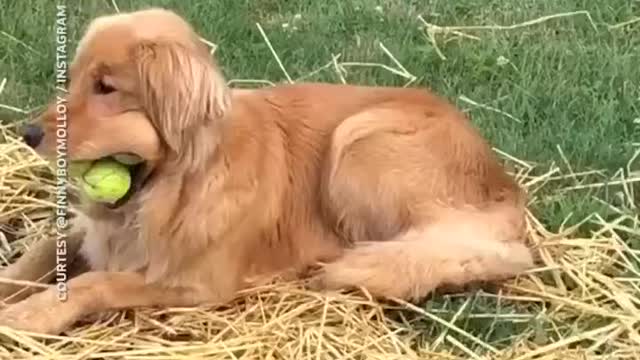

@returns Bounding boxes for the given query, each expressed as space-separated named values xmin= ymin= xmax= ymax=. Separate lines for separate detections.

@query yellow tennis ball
xmin=80 ymin=159 xmax=131 ymax=204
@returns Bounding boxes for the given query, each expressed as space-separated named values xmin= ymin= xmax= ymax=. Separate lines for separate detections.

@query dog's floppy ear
xmin=132 ymin=40 xmax=230 ymax=155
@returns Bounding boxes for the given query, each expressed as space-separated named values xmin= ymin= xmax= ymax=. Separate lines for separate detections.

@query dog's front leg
xmin=0 ymin=271 xmax=207 ymax=335
xmin=0 ymin=231 xmax=84 ymax=304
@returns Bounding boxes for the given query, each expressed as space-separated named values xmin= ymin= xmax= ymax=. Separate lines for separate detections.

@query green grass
xmin=1 ymin=0 xmax=638 ymax=229
xmin=0 ymin=0 xmax=638 ymax=355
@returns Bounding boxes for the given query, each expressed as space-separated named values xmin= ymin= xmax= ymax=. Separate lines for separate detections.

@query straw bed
xmin=0 ymin=115 xmax=638 ymax=360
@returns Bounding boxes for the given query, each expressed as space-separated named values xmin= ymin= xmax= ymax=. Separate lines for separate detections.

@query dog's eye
xmin=94 ymin=79 xmax=116 ymax=95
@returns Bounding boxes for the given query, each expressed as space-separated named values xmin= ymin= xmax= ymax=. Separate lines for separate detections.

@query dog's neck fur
xmin=73 ymin=91 xmax=237 ymax=283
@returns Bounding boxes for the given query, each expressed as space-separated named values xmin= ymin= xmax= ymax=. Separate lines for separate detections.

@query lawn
xmin=0 ymin=0 xmax=638 ymax=358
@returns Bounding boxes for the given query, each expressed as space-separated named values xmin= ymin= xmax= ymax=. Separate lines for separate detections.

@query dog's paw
xmin=0 ymin=303 xmax=52 ymax=334
xmin=0 ymin=288 xmax=75 ymax=335
xmin=313 ymin=243 xmax=439 ymax=301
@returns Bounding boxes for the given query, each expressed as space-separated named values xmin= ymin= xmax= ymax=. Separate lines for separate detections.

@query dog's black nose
xmin=22 ymin=124 xmax=44 ymax=148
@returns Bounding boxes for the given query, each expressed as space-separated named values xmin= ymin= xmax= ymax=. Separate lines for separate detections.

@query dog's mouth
xmin=108 ymin=160 xmax=152 ymax=209
xmin=70 ymin=153 xmax=154 ymax=209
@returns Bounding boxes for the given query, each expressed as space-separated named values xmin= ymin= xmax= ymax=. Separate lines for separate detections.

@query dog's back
xmin=221 ymin=82 xmax=531 ymax=299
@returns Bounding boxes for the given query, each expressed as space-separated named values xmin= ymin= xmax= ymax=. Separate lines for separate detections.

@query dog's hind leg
xmin=318 ymin=106 xmax=533 ymax=300
xmin=319 ymin=210 xmax=533 ymax=300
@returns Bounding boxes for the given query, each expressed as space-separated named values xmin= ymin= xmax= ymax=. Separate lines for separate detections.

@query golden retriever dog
xmin=0 ymin=8 xmax=533 ymax=334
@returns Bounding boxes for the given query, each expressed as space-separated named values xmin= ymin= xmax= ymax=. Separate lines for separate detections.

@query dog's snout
xmin=22 ymin=124 xmax=44 ymax=148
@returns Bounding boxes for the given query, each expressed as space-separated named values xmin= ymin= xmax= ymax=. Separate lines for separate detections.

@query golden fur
xmin=0 ymin=8 xmax=533 ymax=334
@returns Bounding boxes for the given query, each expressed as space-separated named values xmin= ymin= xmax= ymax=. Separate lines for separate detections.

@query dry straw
xmin=1 ymin=9 xmax=639 ymax=360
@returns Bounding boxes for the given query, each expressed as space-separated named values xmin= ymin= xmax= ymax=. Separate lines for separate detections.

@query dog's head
xmin=22 ymin=8 xmax=230 ymax=206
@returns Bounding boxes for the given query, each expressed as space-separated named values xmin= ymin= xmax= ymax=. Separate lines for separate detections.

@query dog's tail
xmin=320 ymin=207 xmax=534 ymax=300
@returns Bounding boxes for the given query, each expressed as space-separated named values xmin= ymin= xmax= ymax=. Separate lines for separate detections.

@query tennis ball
xmin=80 ymin=159 xmax=131 ymax=204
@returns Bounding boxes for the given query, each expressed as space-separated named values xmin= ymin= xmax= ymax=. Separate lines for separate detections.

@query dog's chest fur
xmin=71 ymin=202 xmax=148 ymax=273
